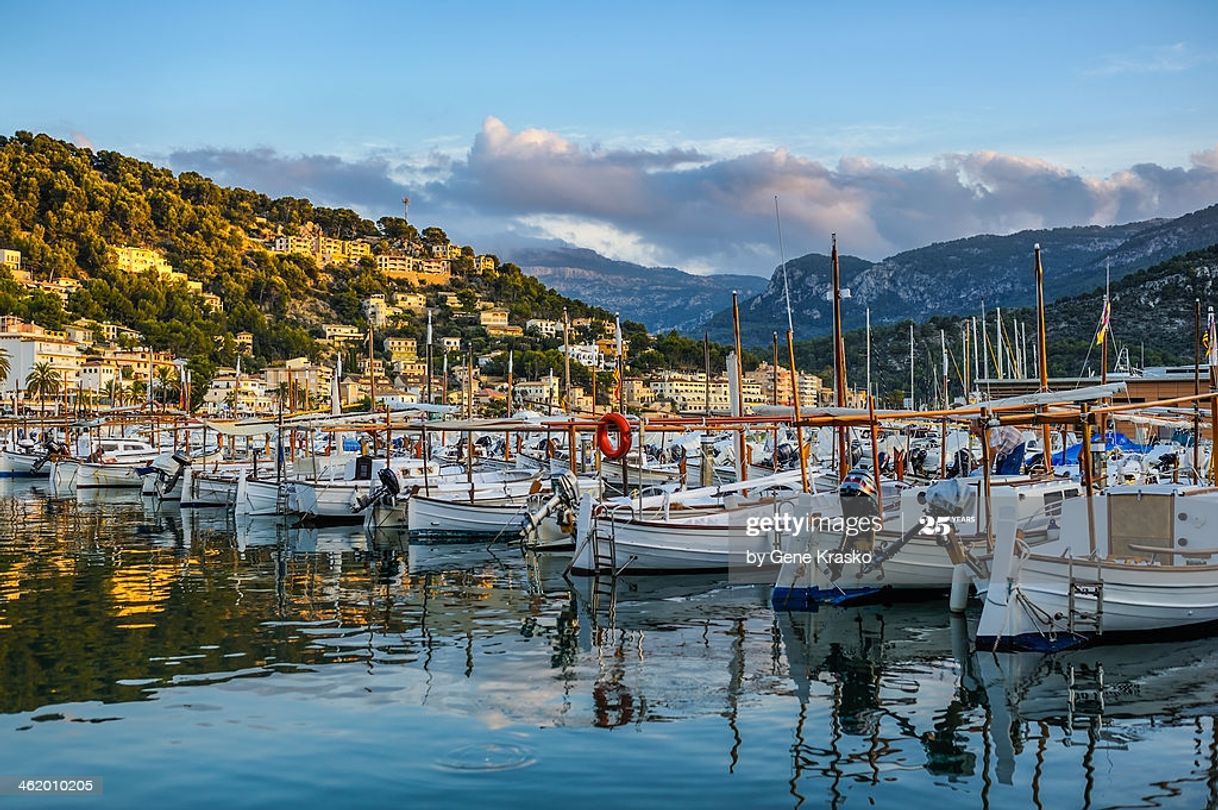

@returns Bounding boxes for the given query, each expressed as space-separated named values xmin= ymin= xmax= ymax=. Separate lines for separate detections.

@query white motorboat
xmin=75 ymin=437 xmax=160 ymax=489
xmin=291 ymin=457 xmax=481 ymax=520
xmin=568 ymin=470 xmax=813 ymax=574
xmin=975 ymin=483 xmax=1218 ymax=651
xmin=234 ymin=474 xmax=291 ymax=517
xmin=404 ymin=473 xmax=600 ymax=541
xmin=180 ymin=466 xmax=243 ymax=508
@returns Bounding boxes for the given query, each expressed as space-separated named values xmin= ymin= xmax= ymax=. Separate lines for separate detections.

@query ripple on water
xmin=434 ymin=743 xmax=537 ymax=772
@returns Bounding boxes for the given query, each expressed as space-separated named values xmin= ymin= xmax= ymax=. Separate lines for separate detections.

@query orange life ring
xmin=596 ymin=412 xmax=632 ymax=460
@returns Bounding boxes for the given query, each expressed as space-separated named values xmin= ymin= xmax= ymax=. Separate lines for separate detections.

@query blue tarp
xmin=1049 ymin=432 xmax=1151 ymax=466
xmin=342 ymin=437 xmax=360 ymax=452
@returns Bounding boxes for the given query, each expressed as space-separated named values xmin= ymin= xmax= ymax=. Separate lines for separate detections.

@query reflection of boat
xmin=975 ymin=639 xmax=1218 ymax=786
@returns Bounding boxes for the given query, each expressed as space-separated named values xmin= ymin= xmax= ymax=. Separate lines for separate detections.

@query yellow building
xmin=475 ymin=255 xmax=497 ymax=273
xmin=323 ymin=323 xmax=364 ymax=344
xmin=113 ymin=246 xmax=202 ymax=294
xmin=396 ymin=292 xmax=426 ymax=312
xmin=0 ymin=248 xmax=21 ymax=273
xmin=385 ymin=337 xmax=418 ymax=361
xmin=479 ymin=308 xmax=510 ymax=329
xmin=376 ymin=253 xmax=452 ymax=286
xmin=114 ymin=246 xmax=174 ymax=275
xmin=270 ymin=223 xmax=371 ymax=267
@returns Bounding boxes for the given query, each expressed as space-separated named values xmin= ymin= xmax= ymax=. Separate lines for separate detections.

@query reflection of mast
xmin=1081 ymin=715 xmax=1098 ymax=809
xmin=789 ymin=698 xmax=808 ymax=809
xmin=1032 ymin=720 xmax=1048 ymax=810
xmin=726 ymin=618 xmax=745 ymax=773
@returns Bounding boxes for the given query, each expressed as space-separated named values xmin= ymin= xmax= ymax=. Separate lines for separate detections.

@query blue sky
xmin=4 ymin=0 xmax=1217 ymax=271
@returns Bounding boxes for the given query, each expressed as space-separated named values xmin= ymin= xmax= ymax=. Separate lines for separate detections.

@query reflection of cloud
xmin=1086 ymin=42 xmax=1213 ymax=76
xmin=167 ymin=119 xmax=1218 ymax=273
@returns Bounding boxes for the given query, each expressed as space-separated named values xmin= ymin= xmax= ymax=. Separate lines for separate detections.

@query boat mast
xmin=908 ymin=323 xmax=915 ymax=409
xmin=831 ymin=234 xmax=848 ymax=479
xmin=995 ymin=306 xmax=1005 ymax=380
xmin=1195 ymin=298 xmax=1203 ymax=481
xmin=562 ymin=306 xmax=571 ymax=415
xmin=425 ymin=308 xmax=433 ymax=406
xmin=865 ymin=307 xmax=872 ymax=406
xmin=1034 ymin=244 xmax=1054 ymax=474
xmin=730 ymin=290 xmax=747 ymax=483
xmin=774 ymin=196 xmax=809 ymax=491
xmin=703 ymin=330 xmax=711 ymax=416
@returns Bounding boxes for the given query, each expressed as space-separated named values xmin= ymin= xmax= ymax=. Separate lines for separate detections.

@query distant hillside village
xmin=0 ymin=218 xmax=862 ymax=417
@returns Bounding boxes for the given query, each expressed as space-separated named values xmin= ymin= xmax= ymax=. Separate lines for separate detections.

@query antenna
xmin=401 ymin=196 xmax=410 ymax=222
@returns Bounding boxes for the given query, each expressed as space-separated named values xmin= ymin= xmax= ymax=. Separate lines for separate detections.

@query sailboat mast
xmin=865 ymin=307 xmax=872 ymax=406
xmin=831 ymin=234 xmax=849 ymax=479
xmin=731 ymin=291 xmax=747 ymax=482
xmin=773 ymin=196 xmax=809 ymax=491
xmin=1034 ymin=244 xmax=1054 ymax=474
xmin=908 ymin=323 xmax=914 ymax=409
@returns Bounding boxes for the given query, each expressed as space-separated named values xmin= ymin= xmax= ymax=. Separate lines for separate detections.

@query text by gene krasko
xmin=743 ymin=548 xmax=873 ymax=568
xmin=744 ymin=514 xmax=883 ymax=538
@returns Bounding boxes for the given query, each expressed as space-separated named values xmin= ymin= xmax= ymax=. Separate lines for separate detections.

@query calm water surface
xmin=2 ymin=478 xmax=1218 ymax=808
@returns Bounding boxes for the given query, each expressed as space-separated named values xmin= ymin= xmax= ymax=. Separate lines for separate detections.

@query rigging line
xmin=773 ymin=196 xmax=795 ymax=336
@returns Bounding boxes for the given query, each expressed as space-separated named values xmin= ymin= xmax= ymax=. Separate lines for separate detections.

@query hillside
xmin=511 ymin=247 xmax=767 ymax=332
xmin=790 ymin=244 xmax=1218 ymax=405
xmin=0 ymin=131 xmax=613 ymax=401
xmin=702 ymin=206 xmax=1218 ymax=344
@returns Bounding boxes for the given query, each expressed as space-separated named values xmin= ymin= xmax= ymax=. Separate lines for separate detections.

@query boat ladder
xmin=275 ymin=482 xmax=290 ymax=516
xmin=1066 ymin=557 xmax=1104 ymax=636
xmin=590 ymin=522 xmax=618 ymax=574
xmin=589 ymin=516 xmax=635 ymax=576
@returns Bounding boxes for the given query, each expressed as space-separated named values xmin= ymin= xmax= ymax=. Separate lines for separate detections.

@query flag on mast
xmin=612 ymin=313 xmax=623 ymax=404
xmin=1096 ymin=259 xmax=1112 ymax=347
xmin=1206 ymin=306 xmax=1217 ymax=367
xmin=1095 ymin=297 xmax=1111 ymax=346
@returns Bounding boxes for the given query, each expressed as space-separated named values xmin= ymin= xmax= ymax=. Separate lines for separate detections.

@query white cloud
xmin=166 ymin=118 xmax=1218 ymax=274
xmin=1086 ymin=42 xmax=1214 ymax=76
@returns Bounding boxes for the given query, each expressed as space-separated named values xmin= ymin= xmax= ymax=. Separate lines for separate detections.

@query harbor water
xmin=2 ymin=478 xmax=1217 ymax=808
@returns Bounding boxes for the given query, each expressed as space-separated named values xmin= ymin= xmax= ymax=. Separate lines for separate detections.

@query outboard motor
xmin=945 ymin=448 xmax=973 ymax=479
xmin=158 ymin=450 xmax=193 ymax=496
xmin=353 ymin=467 xmax=403 ymax=513
xmin=31 ymin=438 xmax=69 ymax=473
xmin=521 ymin=471 xmax=583 ymax=540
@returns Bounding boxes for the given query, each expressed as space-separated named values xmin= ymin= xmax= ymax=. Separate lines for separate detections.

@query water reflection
xmin=1 ymin=484 xmax=1216 ymax=807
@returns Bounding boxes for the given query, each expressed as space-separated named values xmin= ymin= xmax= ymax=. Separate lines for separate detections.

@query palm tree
xmin=25 ymin=362 xmax=61 ymax=414
xmin=0 ymin=347 xmax=10 ymax=390
xmin=155 ymin=366 xmax=179 ymax=406
xmin=102 ymin=378 xmax=121 ymax=407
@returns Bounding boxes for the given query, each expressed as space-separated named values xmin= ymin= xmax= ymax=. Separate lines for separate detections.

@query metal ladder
xmin=1066 ymin=557 xmax=1105 ymax=636
xmin=591 ymin=520 xmax=618 ymax=574
xmin=275 ymin=482 xmax=290 ymax=516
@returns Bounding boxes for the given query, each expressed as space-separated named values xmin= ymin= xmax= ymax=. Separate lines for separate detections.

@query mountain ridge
xmin=510 ymin=246 xmax=767 ymax=332
xmin=702 ymin=205 xmax=1218 ymax=346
